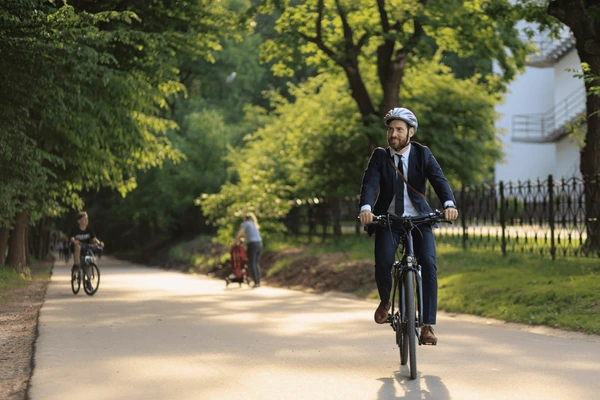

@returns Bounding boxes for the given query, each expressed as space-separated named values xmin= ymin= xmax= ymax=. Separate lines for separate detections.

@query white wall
xmin=494 ymin=65 xmax=556 ymax=183
xmin=493 ymin=44 xmax=584 ymax=184
xmin=553 ymin=50 xmax=586 ymax=132
xmin=554 ymin=50 xmax=582 ymax=100
xmin=554 ymin=136 xmax=581 ymax=178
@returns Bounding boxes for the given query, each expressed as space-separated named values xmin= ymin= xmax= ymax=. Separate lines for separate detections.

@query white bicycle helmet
xmin=384 ymin=107 xmax=418 ymax=132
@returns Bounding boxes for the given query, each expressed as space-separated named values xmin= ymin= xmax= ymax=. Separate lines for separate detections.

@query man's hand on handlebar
xmin=443 ymin=207 xmax=459 ymax=221
xmin=359 ymin=210 xmax=374 ymax=225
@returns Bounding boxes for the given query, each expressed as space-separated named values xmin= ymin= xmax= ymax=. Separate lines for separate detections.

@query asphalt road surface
xmin=29 ymin=257 xmax=600 ymax=400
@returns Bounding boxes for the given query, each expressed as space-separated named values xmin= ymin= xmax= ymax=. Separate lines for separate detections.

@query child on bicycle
xmin=70 ymin=211 xmax=104 ymax=279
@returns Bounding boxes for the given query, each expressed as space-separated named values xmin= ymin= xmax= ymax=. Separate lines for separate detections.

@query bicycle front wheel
xmin=71 ymin=268 xmax=81 ymax=294
xmin=404 ymin=269 xmax=417 ymax=379
xmin=397 ymin=272 xmax=408 ymax=366
xmin=83 ymin=263 xmax=100 ymax=296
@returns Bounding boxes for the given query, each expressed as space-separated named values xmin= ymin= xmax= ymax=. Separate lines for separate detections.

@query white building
xmin=494 ymin=28 xmax=586 ymax=183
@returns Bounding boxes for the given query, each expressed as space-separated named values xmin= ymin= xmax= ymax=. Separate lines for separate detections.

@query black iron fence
xmin=283 ymin=174 xmax=600 ymax=259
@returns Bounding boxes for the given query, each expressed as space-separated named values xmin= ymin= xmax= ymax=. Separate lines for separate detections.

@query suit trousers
xmin=374 ymin=224 xmax=438 ymax=324
xmin=247 ymin=241 xmax=262 ymax=285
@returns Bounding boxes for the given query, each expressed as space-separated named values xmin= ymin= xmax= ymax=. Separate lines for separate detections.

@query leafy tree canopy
xmin=0 ymin=0 xmax=232 ymax=229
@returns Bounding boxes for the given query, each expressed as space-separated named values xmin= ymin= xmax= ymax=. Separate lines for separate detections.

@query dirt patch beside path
xmin=0 ymin=259 xmax=53 ymax=400
xmin=261 ymin=250 xmax=375 ymax=296
xmin=164 ymin=238 xmax=378 ymax=298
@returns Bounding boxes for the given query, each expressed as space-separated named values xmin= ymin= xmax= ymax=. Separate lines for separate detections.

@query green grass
xmin=266 ymin=235 xmax=600 ymax=334
xmin=0 ymin=265 xmax=30 ymax=302
xmin=437 ymin=243 xmax=600 ymax=334
xmin=266 ymin=257 xmax=299 ymax=277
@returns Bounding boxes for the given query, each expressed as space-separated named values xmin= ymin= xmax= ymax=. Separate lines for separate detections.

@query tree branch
xmin=334 ymin=0 xmax=354 ymax=47
xmin=377 ymin=0 xmax=390 ymax=33
xmin=297 ymin=0 xmax=337 ymax=60
xmin=298 ymin=32 xmax=337 ymax=60
xmin=394 ymin=0 xmax=426 ymax=62
xmin=357 ymin=33 xmax=369 ymax=51
xmin=316 ymin=0 xmax=325 ymax=43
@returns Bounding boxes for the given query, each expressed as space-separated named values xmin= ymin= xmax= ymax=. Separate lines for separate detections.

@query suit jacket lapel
xmin=386 ymin=147 xmax=398 ymax=194
xmin=408 ymin=145 xmax=418 ymax=183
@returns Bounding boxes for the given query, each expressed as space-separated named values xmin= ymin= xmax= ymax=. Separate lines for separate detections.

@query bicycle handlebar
xmin=79 ymin=243 xmax=104 ymax=250
xmin=365 ymin=210 xmax=452 ymax=229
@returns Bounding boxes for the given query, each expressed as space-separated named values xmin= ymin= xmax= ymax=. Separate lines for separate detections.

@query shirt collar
xmin=388 ymin=144 xmax=411 ymax=160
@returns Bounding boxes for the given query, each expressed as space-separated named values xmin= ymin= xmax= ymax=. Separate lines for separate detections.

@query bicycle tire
xmin=398 ymin=272 xmax=408 ymax=365
xmin=71 ymin=268 xmax=81 ymax=294
xmin=83 ymin=263 xmax=100 ymax=296
xmin=405 ymin=270 xmax=417 ymax=379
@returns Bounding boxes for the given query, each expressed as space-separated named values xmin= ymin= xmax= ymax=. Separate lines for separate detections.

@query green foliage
xmin=400 ymin=55 xmax=503 ymax=185
xmin=197 ymin=72 xmax=365 ymax=241
xmin=193 ymin=0 xmax=526 ymax=238
xmin=200 ymin=56 xmax=503 ymax=238
xmin=0 ymin=0 xmax=232 ymax=230
xmin=258 ymin=0 xmax=531 ymax=89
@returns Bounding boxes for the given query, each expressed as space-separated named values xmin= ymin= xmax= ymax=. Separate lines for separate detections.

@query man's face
xmin=387 ymin=119 xmax=414 ymax=150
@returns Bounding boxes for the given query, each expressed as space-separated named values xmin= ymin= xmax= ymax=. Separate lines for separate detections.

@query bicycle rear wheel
xmin=83 ymin=263 xmax=100 ymax=296
xmin=404 ymin=270 xmax=417 ymax=379
xmin=71 ymin=267 xmax=81 ymax=294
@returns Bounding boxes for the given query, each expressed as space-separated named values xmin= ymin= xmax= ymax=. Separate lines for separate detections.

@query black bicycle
xmin=71 ymin=243 xmax=102 ymax=296
xmin=368 ymin=210 xmax=449 ymax=379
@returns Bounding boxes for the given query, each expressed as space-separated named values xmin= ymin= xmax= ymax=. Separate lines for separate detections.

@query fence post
xmin=321 ymin=201 xmax=328 ymax=243
xmin=499 ymin=181 xmax=506 ymax=256
xmin=461 ymin=184 xmax=467 ymax=250
xmin=548 ymin=174 xmax=556 ymax=260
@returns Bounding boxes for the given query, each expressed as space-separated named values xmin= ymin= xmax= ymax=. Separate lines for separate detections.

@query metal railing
xmin=512 ymin=87 xmax=587 ymax=143
xmin=284 ymin=174 xmax=600 ymax=259
xmin=522 ymin=33 xmax=576 ymax=68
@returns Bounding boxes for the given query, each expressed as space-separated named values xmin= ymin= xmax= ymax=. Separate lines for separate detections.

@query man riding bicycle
xmin=358 ymin=107 xmax=459 ymax=345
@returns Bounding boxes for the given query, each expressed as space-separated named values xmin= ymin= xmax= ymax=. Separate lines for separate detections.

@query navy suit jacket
xmin=359 ymin=143 xmax=456 ymax=231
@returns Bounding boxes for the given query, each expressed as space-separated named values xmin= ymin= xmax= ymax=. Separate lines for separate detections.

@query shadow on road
xmin=377 ymin=373 xmax=451 ymax=399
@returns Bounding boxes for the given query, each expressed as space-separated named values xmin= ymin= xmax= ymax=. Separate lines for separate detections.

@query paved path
xmin=29 ymin=257 xmax=600 ymax=400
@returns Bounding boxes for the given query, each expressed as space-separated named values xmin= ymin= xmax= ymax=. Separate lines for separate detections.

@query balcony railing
xmin=512 ymin=87 xmax=587 ymax=143
xmin=523 ymin=34 xmax=576 ymax=68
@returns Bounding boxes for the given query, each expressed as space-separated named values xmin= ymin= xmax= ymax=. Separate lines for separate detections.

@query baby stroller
xmin=225 ymin=244 xmax=251 ymax=287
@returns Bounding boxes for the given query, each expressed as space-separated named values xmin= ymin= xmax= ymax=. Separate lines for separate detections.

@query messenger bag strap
xmin=388 ymin=157 xmax=425 ymax=199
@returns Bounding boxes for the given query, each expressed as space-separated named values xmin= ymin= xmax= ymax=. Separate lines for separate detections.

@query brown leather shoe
xmin=374 ymin=301 xmax=391 ymax=324
xmin=420 ymin=324 xmax=437 ymax=345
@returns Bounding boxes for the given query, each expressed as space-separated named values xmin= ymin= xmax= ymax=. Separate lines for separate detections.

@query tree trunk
xmin=6 ymin=211 xmax=29 ymax=274
xmin=582 ymin=174 xmax=600 ymax=254
xmin=343 ymin=61 xmax=376 ymax=117
xmin=30 ymin=217 xmax=49 ymax=260
xmin=0 ymin=228 xmax=9 ymax=265
xmin=548 ymin=0 xmax=600 ymax=252
xmin=579 ymin=59 xmax=600 ymax=253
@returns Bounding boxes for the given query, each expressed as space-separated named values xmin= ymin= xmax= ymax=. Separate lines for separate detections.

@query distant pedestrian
xmin=235 ymin=213 xmax=263 ymax=288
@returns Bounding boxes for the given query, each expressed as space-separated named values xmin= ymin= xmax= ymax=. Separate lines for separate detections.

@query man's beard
xmin=389 ymin=136 xmax=409 ymax=151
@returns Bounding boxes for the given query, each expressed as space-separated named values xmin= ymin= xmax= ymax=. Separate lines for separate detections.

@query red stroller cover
xmin=230 ymin=244 xmax=247 ymax=279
